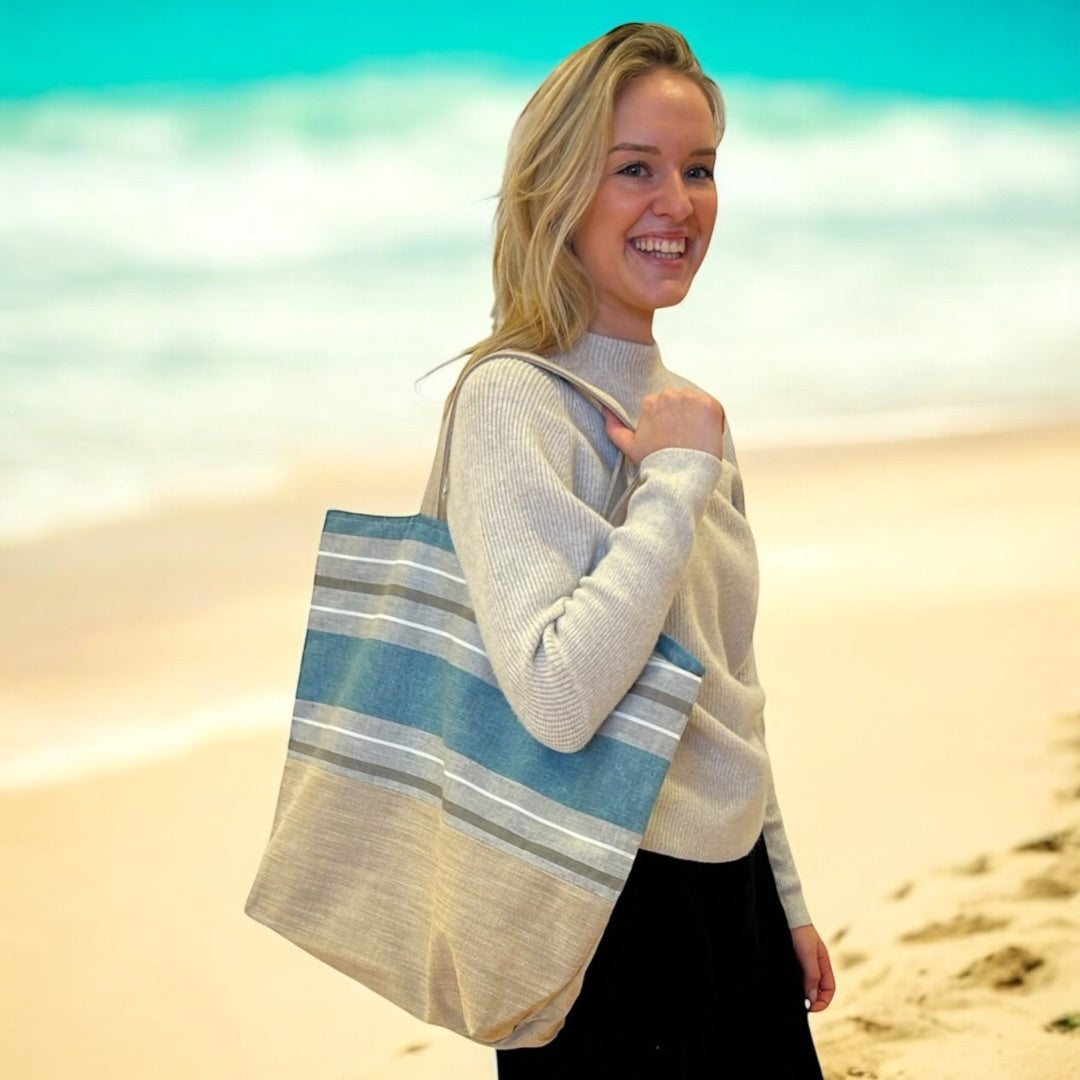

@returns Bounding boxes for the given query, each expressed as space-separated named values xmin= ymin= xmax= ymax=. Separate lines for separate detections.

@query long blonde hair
xmin=465 ymin=23 xmax=724 ymax=366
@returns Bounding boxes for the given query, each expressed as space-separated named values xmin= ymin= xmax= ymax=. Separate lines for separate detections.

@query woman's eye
xmin=686 ymin=164 xmax=715 ymax=181
xmin=616 ymin=162 xmax=649 ymax=178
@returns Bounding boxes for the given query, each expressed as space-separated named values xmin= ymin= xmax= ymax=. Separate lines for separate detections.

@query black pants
xmin=496 ymin=838 xmax=823 ymax=1079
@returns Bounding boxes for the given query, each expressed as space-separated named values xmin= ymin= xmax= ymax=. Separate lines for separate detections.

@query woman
xmin=445 ymin=23 xmax=834 ymax=1078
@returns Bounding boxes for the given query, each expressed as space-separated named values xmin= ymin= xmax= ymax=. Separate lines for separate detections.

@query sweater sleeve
xmin=762 ymin=765 xmax=812 ymax=928
xmin=446 ymin=359 xmax=722 ymax=753
xmin=743 ymin=642 xmax=812 ymax=928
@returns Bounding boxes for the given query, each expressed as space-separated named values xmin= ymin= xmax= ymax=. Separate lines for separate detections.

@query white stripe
xmin=645 ymin=656 xmax=703 ymax=683
xmin=296 ymin=714 xmax=446 ymax=765
xmin=319 ymin=550 xmax=467 ymax=585
xmin=444 ymin=768 xmax=634 ymax=861
xmin=610 ymin=710 xmax=680 ymax=740
xmin=310 ymin=606 xmax=486 ymax=656
xmin=293 ymin=715 xmax=634 ymax=861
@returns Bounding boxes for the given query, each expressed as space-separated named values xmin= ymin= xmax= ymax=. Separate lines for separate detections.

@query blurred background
xmin=3 ymin=0 xmax=1078 ymax=543
xmin=3 ymin=4 xmax=1079 ymax=1078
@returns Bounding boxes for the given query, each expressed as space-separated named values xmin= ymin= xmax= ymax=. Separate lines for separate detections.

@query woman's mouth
xmin=631 ymin=236 xmax=687 ymax=260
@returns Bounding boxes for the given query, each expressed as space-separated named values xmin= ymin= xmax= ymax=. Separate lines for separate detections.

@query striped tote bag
xmin=245 ymin=354 xmax=704 ymax=1049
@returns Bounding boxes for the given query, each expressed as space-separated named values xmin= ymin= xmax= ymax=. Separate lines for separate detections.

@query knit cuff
xmin=637 ymin=447 xmax=723 ymax=520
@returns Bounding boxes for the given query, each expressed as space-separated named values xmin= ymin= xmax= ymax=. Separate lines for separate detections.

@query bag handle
xmin=421 ymin=349 xmax=634 ymax=523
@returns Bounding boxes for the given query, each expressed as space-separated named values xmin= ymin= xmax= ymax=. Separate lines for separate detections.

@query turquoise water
xmin=1 ymin=5 xmax=1079 ymax=541
xmin=3 ymin=0 xmax=1078 ymax=104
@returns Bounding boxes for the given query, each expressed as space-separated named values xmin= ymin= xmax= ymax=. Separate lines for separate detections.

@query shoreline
xmin=4 ymin=408 xmax=1078 ymax=555
xmin=2 ymin=419 xmax=1075 ymax=792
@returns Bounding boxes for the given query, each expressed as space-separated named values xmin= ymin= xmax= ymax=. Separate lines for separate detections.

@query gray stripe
xmin=447 ymin=801 xmax=625 ymax=894
xmin=627 ymin=681 xmax=696 ymax=713
xmin=289 ymin=739 xmax=624 ymax=894
xmin=319 ymin=533 xmax=467 ymax=583
xmin=315 ymin=554 xmax=471 ymax=610
xmin=290 ymin=738 xmax=443 ymax=799
xmin=313 ymin=576 xmax=476 ymax=621
xmin=443 ymin=813 xmax=621 ymax=901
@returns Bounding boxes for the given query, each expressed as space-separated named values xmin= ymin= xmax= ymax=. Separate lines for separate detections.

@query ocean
xmin=3 ymin=62 xmax=1077 ymax=543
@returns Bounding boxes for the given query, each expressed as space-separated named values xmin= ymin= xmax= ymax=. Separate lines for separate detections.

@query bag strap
xmin=420 ymin=349 xmax=634 ymax=522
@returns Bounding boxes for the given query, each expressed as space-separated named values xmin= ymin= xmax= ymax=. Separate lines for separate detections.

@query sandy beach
xmin=1 ymin=423 xmax=1077 ymax=1079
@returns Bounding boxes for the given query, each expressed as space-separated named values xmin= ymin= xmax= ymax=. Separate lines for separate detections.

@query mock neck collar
xmin=553 ymin=332 xmax=667 ymax=405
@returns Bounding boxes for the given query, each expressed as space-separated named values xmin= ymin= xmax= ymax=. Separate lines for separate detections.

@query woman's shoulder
xmin=454 ymin=354 xmax=602 ymax=434
xmin=458 ymin=352 xmax=564 ymax=395
xmin=449 ymin=354 xmax=618 ymax=496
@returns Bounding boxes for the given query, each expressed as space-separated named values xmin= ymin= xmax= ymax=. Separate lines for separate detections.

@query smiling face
xmin=573 ymin=69 xmax=719 ymax=343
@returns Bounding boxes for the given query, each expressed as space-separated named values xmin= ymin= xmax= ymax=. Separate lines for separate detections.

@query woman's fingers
xmin=791 ymin=924 xmax=836 ymax=1013
xmin=604 ymin=390 xmax=726 ymax=464
xmin=602 ymin=407 xmax=635 ymax=456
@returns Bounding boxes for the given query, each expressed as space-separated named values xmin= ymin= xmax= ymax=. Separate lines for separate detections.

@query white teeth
xmin=632 ymin=237 xmax=686 ymax=256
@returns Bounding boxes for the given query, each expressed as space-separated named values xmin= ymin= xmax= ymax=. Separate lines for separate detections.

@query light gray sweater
xmin=445 ymin=331 xmax=810 ymax=928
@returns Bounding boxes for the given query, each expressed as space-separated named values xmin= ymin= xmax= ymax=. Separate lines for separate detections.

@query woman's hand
xmin=603 ymin=388 xmax=726 ymax=464
xmin=791 ymin=924 xmax=836 ymax=1013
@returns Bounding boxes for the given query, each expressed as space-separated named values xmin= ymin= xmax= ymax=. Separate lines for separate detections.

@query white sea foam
xmin=721 ymin=81 xmax=1080 ymax=219
xmin=0 ymin=71 xmax=516 ymax=270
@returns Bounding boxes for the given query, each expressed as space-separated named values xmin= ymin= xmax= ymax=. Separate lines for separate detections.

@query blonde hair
xmin=465 ymin=23 xmax=724 ymax=366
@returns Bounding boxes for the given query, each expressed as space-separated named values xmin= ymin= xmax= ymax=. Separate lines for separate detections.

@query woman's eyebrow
xmin=609 ymin=142 xmax=660 ymax=154
xmin=609 ymin=142 xmax=717 ymax=156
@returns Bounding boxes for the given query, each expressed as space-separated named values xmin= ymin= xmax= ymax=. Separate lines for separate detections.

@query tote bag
xmin=245 ymin=351 xmax=705 ymax=1048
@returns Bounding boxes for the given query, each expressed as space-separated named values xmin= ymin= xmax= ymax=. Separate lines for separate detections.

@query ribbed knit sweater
xmin=445 ymin=331 xmax=811 ymax=928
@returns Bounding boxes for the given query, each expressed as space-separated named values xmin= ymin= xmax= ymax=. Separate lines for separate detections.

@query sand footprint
xmin=899 ymin=911 xmax=1009 ymax=944
xmin=956 ymin=944 xmax=1047 ymax=990
xmin=1015 ymin=826 xmax=1080 ymax=900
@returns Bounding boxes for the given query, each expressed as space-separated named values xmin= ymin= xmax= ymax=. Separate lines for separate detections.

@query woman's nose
xmin=653 ymin=171 xmax=692 ymax=220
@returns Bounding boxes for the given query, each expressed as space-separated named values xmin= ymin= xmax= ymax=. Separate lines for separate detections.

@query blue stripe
xmin=296 ymin=631 xmax=676 ymax=833
xmin=653 ymin=631 xmax=706 ymax=678
xmin=322 ymin=510 xmax=455 ymax=553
